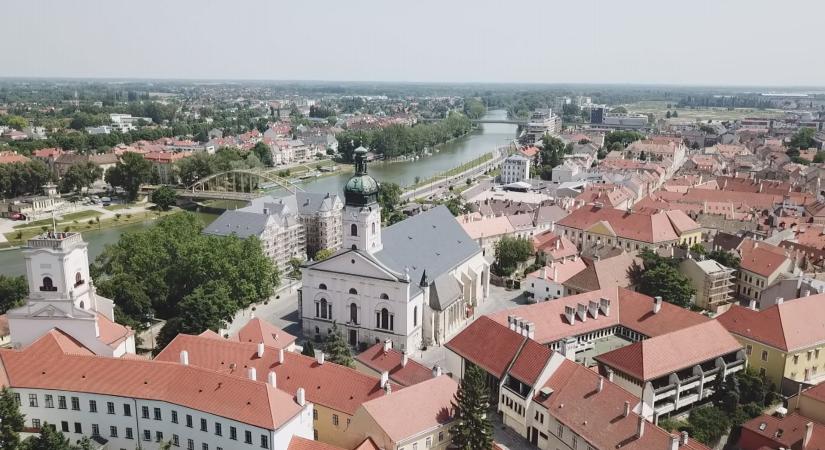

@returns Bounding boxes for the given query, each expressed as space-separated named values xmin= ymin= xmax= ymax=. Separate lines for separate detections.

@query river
xmin=0 ymin=110 xmax=517 ymax=277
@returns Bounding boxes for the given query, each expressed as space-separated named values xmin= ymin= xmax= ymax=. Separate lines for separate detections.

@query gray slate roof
xmin=374 ymin=205 xmax=481 ymax=299
xmin=202 ymin=210 xmax=270 ymax=238
xmin=430 ymin=273 xmax=463 ymax=310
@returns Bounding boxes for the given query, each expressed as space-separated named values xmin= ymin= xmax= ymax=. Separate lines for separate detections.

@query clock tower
xmin=342 ymin=146 xmax=382 ymax=253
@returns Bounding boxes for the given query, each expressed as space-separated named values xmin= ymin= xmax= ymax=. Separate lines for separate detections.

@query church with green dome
xmin=344 ymin=146 xmax=379 ymax=207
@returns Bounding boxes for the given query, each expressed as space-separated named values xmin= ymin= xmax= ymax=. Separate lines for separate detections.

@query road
xmin=402 ymin=145 xmax=510 ymax=202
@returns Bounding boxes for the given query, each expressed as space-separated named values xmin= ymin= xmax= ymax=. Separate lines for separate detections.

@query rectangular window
xmin=426 ymin=437 xmax=432 ymax=448
xmin=107 ymin=401 xmax=115 ymax=414
xmin=186 ymin=414 xmax=193 ymax=428
xmin=89 ymin=400 xmax=97 ymax=413
xmin=245 ymin=430 xmax=252 ymax=444
xmin=143 ymin=429 xmax=151 ymax=441
xmin=746 ymin=344 xmax=752 ymax=355
xmin=173 ymin=434 xmax=180 ymax=447
xmin=74 ymin=423 xmax=82 ymax=434
xmin=202 ymin=444 xmax=208 ymax=450
xmin=230 ymin=426 xmax=237 ymax=440
xmin=156 ymin=431 xmax=163 ymax=442
xmin=31 ymin=419 xmax=41 ymax=429
xmin=71 ymin=397 xmax=80 ymax=411
xmin=110 ymin=426 xmax=118 ymax=438
xmin=90 ymin=424 xmax=99 ymax=436
xmin=761 ymin=350 xmax=769 ymax=362
xmin=172 ymin=410 xmax=178 ymax=424
xmin=141 ymin=406 xmax=149 ymax=418
xmin=215 ymin=422 xmax=222 ymax=436
xmin=126 ymin=427 xmax=134 ymax=439
xmin=261 ymin=435 xmax=269 ymax=449
xmin=13 ymin=393 xmax=20 ymax=405
xmin=439 ymin=431 xmax=444 ymax=441
xmin=123 ymin=404 xmax=131 ymax=416
xmin=313 ymin=429 xmax=318 ymax=440
xmin=61 ymin=421 xmax=69 ymax=432
xmin=187 ymin=439 xmax=194 ymax=450
xmin=332 ymin=414 xmax=339 ymax=426
xmin=794 ymin=355 xmax=800 ymax=364
xmin=200 ymin=418 xmax=207 ymax=431
xmin=154 ymin=407 xmax=162 ymax=420
xmin=28 ymin=393 xmax=38 ymax=407
xmin=45 ymin=395 xmax=54 ymax=408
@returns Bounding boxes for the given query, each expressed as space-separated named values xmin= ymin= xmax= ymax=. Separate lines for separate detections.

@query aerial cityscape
xmin=1 ymin=1 xmax=825 ymax=450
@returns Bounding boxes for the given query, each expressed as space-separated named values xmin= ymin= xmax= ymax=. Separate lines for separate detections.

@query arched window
xmin=79 ymin=301 xmax=85 ymax=309
xmin=350 ymin=303 xmax=358 ymax=324
xmin=351 ymin=244 xmax=357 ymax=250
xmin=351 ymin=224 xmax=358 ymax=236
xmin=74 ymin=272 xmax=84 ymax=287
xmin=413 ymin=306 xmax=418 ymax=327
xmin=40 ymin=276 xmax=56 ymax=292
xmin=318 ymin=283 xmax=327 ymax=290
xmin=380 ymin=308 xmax=390 ymax=330
xmin=380 ymin=293 xmax=389 ymax=300
xmin=349 ymin=288 xmax=357 ymax=295
xmin=371 ymin=222 xmax=376 ymax=234
xmin=319 ymin=299 xmax=329 ymax=319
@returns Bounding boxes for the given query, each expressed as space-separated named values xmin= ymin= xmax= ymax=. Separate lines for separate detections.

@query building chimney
xmin=680 ymin=431 xmax=689 ymax=446
xmin=380 ymin=371 xmax=389 ymax=388
xmin=553 ymin=266 xmax=559 ymax=282
xmin=384 ymin=382 xmax=392 ymax=395
xmin=805 ymin=422 xmax=814 ymax=448
xmin=508 ymin=315 xmax=517 ymax=331
xmin=383 ymin=339 xmax=392 ymax=352
xmin=525 ymin=322 xmax=535 ymax=339
xmin=606 ymin=367 xmax=614 ymax=382
xmin=248 ymin=367 xmax=257 ymax=381
xmin=653 ymin=296 xmax=663 ymax=314
xmin=296 ymin=388 xmax=306 ymax=406
xmin=555 ymin=239 xmax=560 ymax=250
xmin=551 ymin=220 xmax=556 ymax=232
xmin=623 ymin=401 xmax=631 ymax=418
xmin=179 ymin=350 xmax=189 ymax=366
xmin=401 ymin=353 xmax=408 ymax=367
xmin=315 ymin=350 xmax=325 ymax=365
xmin=564 ymin=305 xmax=576 ymax=325
xmin=776 ymin=297 xmax=784 ymax=305
xmin=599 ymin=297 xmax=611 ymax=316
xmin=637 ymin=416 xmax=646 ymax=439
xmin=541 ymin=266 xmax=548 ymax=280
xmin=576 ymin=303 xmax=587 ymax=322
xmin=749 ymin=299 xmax=757 ymax=310
xmin=257 ymin=342 xmax=265 ymax=358
xmin=588 ymin=300 xmax=599 ymax=318
xmin=432 ymin=365 xmax=442 ymax=378
xmin=669 ymin=435 xmax=679 ymax=450
xmin=267 ymin=371 xmax=277 ymax=388
xmin=278 ymin=348 xmax=285 ymax=364
xmin=804 ymin=289 xmax=811 ymax=297
xmin=597 ymin=377 xmax=604 ymax=393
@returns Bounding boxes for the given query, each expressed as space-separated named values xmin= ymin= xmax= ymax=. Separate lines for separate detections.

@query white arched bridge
xmin=143 ymin=169 xmax=304 ymax=201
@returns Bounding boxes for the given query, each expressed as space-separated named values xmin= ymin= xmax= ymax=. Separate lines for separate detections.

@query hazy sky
xmin=2 ymin=0 xmax=823 ymax=86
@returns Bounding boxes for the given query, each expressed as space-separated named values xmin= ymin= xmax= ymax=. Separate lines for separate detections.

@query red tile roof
xmin=288 ymin=436 xmax=346 ymax=450
xmin=537 ymin=358 xmax=709 ymax=450
xmin=0 ymin=151 xmax=29 ymax=164
xmin=717 ymin=294 xmax=825 ymax=352
xmin=229 ymin=318 xmax=296 ymax=350
xmin=96 ymin=312 xmax=134 ymax=348
xmin=508 ymin=339 xmax=552 ymax=386
xmin=738 ymin=412 xmax=825 ymax=450
xmin=156 ymin=333 xmax=393 ymax=415
xmin=0 ymin=331 xmax=303 ymax=429
xmin=359 ymin=376 xmax=456 ymax=443
xmin=355 ymin=342 xmax=433 ymax=387
xmin=557 ymin=206 xmax=699 ymax=244
xmin=445 ymin=316 xmax=526 ymax=378
xmin=486 ymin=288 xmax=708 ymax=345
xmin=594 ymin=321 xmax=742 ymax=381
xmin=738 ymin=240 xmax=791 ymax=277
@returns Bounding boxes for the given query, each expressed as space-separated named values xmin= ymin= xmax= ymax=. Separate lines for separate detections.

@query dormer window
xmin=74 ymin=272 xmax=85 ymax=287
xmin=40 ymin=276 xmax=57 ymax=292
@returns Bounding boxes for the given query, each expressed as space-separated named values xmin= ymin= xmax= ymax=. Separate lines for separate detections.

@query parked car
xmin=10 ymin=213 xmax=26 ymax=220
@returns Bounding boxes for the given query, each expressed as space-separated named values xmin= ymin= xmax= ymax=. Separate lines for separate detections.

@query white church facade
xmin=300 ymin=147 xmax=490 ymax=352
xmin=6 ymin=231 xmax=135 ymax=357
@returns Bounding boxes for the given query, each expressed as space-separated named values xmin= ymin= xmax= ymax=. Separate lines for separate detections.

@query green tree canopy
xmin=707 ymin=249 xmax=740 ymax=270
xmin=0 ymin=160 xmax=52 ymax=198
xmin=451 ymin=363 xmax=493 ymax=450
xmin=301 ymin=340 xmax=315 ymax=357
xmin=150 ymin=185 xmax=178 ymax=211
xmin=105 ymin=152 xmax=152 ymax=201
xmin=789 ymin=127 xmax=816 ymax=150
xmin=463 ymin=98 xmax=487 ymax=119
xmin=686 ymin=407 xmax=730 ymax=445
xmin=314 ymin=248 xmax=334 ymax=261
xmin=0 ymin=387 xmax=25 ymax=449
xmin=0 ymin=274 xmax=28 ymax=314
xmin=493 ymin=236 xmax=533 ymax=276
xmin=59 ymin=162 xmax=103 ymax=194
xmin=378 ymin=182 xmax=403 ymax=213
xmin=323 ymin=322 xmax=354 ymax=367
xmin=252 ymin=142 xmax=274 ymax=167
xmin=20 ymin=423 xmax=80 ymax=450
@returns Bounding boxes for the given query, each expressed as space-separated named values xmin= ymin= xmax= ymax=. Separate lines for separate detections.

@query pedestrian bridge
xmin=143 ymin=169 xmax=304 ymax=201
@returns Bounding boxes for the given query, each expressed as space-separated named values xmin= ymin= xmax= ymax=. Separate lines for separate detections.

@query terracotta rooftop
xmin=508 ymin=339 xmax=552 ymax=386
xmin=532 ymin=231 xmax=578 ymax=261
xmin=155 ymin=333 xmax=394 ymax=415
xmin=739 ymin=240 xmax=791 ymax=277
xmin=536 ymin=358 xmax=709 ymax=450
xmin=738 ymin=412 xmax=825 ymax=450
xmin=0 ymin=331 xmax=303 ymax=430
xmin=287 ymin=436 xmax=346 ymax=450
xmin=229 ymin=318 xmax=296 ymax=350
xmin=563 ymin=251 xmax=640 ymax=292
xmin=96 ymin=311 xmax=134 ymax=348
xmin=359 ymin=375 xmax=456 ymax=443
xmin=526 ymin=258 xmax=587 ymax=284
xmin=594 ymin=321 xmax=742 ymax=381
xmin=557 ymin=206 xmax=699 ymax=244
xmin=717 ymin=293 xmax=825 ymax=352
xmin=355 ymin=342 xmax=433 ymax=387
xmin=445 ymin=316 xmax=527 ymax=378
xmin=486 ymin=288 xmax=708 ymax=345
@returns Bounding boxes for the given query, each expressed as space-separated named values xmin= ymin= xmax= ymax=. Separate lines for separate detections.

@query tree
xmin=463 ymin=98 xmax=487 ymax=119
xmin=252 ymin=142 xmax=274 ymax=167
xmin=59 ymin=162 xmax=102 ymax=194
xmin=672 ymin=110 xmax=679 ymax=118
xmin=0 ymin=387 xmax=25 ymax=449
xmin=20 ymin=422 xmax=79 ymax=450
xmin=637 ymin=263 xmax=696 ymax=308
xmin=323 ymin=322 xmax=354 ymax=367
xmin=377 ymin=182 xmax=403 ymax=214
xmin=314 ymin=248 xmax=334 ymax=261
xmin=95 ymin=273 xmax=153 ymax=330
xmin=666 ymin=111 xmax=672 ymax=119
xmin=151 ymin=185 xmax=178 ymax=211
xmin=105 ymin=152 xmax=152 ymax=201
xmin=611 ymin=106 xmax=628 ymax=114
xmin=493 ymin=237 xmax=533 ymax=276
xmin=301 ymin=340 xmax=315 ymax=357
xmin=789 ymin=127 xmax=816 ymax=149
xmin=451 ymin=363 xmax=493 ymax=450
xmin=0 ymin=274 xmax=28 ymax=313
xmin=687 ymin=406 xmax=730 ymax=445
xmin=707 ymin=249 xmax=740 ymax=270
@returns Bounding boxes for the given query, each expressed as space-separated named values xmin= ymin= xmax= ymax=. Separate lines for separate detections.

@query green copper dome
xmin=344 ymin=146 xmax=379 ymax=206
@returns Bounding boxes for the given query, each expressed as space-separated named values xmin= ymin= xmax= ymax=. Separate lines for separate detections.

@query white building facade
xmin=501 ymin=154 xmax=531 ymax=184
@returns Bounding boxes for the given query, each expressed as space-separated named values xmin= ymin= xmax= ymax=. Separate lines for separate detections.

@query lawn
xmin=412 ymin=152 xmax=493 ymax=188
xmin=4 ymin=210 xmax=178 ymax=245
xmin=623 ymin=100 xmax=787 ymax=122
xmin=13 ymin=210 xmax=103 ymax=229
xmin=103 ymin=203 xmax=135 ymax=211
xmin=62 ymin=210 xmax=103 ymax=221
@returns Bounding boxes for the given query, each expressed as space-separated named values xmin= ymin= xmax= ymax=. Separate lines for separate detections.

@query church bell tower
xmin=342 ymin=147 xmax=382 ymax=253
